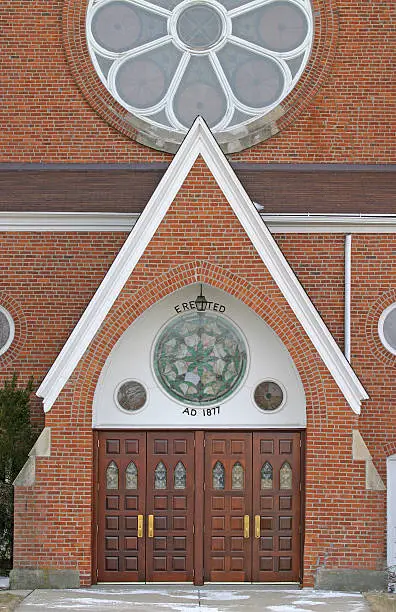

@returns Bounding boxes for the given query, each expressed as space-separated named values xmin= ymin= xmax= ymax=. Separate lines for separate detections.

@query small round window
xmin=116 ymin=380 xmax=147 ymax=412
xmin=0 ymin=307 xmax=15 ymax=357
xmin=254 ymin=380 xmax=284 ymax=411
xmin=378 ymin=303 xmax=396 ymax=355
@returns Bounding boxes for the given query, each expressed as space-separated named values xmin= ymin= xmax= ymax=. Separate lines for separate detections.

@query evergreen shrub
xmin=0 ymin=375 xmax=38 ymax=571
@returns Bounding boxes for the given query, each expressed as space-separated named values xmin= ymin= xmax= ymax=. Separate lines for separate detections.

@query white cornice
xmin=1 ymin=211 xmax=396 ymax=233
xmin=36 ymin=117 xmax=368 ymax=414
xmin=263 ymin=213 xmax=396 ymax=233
xmin=0 ymin=211 xmax=138 ymax=232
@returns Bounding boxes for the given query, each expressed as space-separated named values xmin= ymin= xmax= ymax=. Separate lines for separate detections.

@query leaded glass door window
xmin=86 ymin=0 xmax=313 ymax=140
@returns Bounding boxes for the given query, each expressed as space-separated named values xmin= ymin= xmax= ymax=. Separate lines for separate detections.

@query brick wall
xmin=12 ymin=158 xmax=392 ymax=585
xmin=1 ymin=0 xmax=394 ymax=162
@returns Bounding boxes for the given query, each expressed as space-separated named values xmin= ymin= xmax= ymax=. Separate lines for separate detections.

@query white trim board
xmin=1 ymin=211 xmax=396 ymax=233
xmin=37 ymin=117 xmax=368 ymax=414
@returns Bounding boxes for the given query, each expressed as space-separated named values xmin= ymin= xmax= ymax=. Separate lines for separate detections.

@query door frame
xmin=92 ymin=429 xmax=305 ymax=585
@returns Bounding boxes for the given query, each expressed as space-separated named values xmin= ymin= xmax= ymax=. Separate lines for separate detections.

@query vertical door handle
xmin=148 ymin=514 xmax=154 ymax=538
xmin=255 ymin=515 xmax=261 ymax=539
xmin=137 ymin=514 xmax=144 ymax=538
xmin=243 ymin=515 xmax=250 ymax=538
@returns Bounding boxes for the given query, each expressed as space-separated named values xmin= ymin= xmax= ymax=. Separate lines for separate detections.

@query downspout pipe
xmin=344 ymin=234 xmax=352 ymax=362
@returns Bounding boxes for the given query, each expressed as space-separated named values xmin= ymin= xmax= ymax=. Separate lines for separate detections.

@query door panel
xmin=146 ymin=432 xmax=195 ymax=581
xmin=97 ymin=430 xmax=302 ymax=584
xmin=97 ymin=432 xmax=146 ymax=581
xmin=204 ymin=432 xmax=252 ymax=581
xmin=252 ymin=432 xmax=301 ymax=582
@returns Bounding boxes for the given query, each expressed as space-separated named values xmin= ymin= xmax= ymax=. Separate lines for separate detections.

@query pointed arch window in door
xmin=280 ymin=461 xmax=292 ymax=489
xmin=232 ymin=461 xmax=244 ymax=490
xmin=212 ymin=461 xmax=225 ymax=490
xmin=125 ymin=461 xmax=138 ymax=490
xmin=154 ymin=461 xmax=167 ymax=490
xmin=106 ymin=461 xmax=119 ymax=490
xmin=174 ymin=461 xmax=187 ymax=489
xmin=261 ymin=461 xmax=273 ymax=489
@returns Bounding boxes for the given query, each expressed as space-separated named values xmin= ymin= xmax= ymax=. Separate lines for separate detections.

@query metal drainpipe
xmin=344 ymin=234 xmax=352 ymax=362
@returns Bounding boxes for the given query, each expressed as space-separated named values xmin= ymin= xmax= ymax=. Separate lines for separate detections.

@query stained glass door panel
xmin=252 ymin=432 xmax=301 ymax=582
xmin=204 ymin=432 xmax=252 ymax=581
xmin=97 ymin=431 xmax=147 ymax=582
xmin=146 ymin=432 xmax=195 ymax=581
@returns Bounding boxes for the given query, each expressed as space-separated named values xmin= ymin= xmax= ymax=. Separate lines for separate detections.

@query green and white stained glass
xmin=153 ymin=312 xmax=248 ymax=406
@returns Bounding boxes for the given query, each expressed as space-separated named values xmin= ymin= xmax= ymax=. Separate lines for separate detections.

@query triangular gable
xmin=37 ymin=117 xmax=368 ymax=414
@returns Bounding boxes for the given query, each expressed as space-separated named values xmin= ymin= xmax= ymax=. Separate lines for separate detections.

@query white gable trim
xmin=37 ymin=117 xmax=368 ymax=413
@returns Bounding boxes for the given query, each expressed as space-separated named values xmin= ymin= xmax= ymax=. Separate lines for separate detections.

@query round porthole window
xmin=116 ymin=380 xmax=147 ymax=412
xmin=86 ymin=0 xmax=313 ymax=149
xmin=153 ymin=312 xmax=248 ymax=406
xmin=378 ymin=303 xmax=396 ymax=355
xmin=0 ymin=307 xmax=15 ymax=357
xmin=254 ymin=380 xmax=284 ymax=411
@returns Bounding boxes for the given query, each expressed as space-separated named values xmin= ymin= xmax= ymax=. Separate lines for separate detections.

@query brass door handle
xmin=243 ymin=515 xmax=250 ymax=538
xmin=137 ymin=514 xmax=144 ymax=538
xmin=255 ymin=515 xmax=260 ymax=539
xmin=148 ymin=514 xmax=154 ymax=538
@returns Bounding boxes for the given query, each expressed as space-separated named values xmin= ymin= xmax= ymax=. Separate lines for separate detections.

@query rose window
xmin=86 ymin=0 xmax=313 ymax=137
xmin=153 ymin=312 xmax=248 ymax=406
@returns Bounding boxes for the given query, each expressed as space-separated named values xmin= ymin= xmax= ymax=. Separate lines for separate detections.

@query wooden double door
xmin=96 ymin=431 xmax=302 ymax=583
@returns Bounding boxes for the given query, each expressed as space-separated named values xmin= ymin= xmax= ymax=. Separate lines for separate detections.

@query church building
xmin=1 ymin=0 xmax=395 ymax=591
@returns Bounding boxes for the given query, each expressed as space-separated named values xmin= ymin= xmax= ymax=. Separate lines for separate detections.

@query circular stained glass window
xmin=0 ymin=307 xmax=14 ymax=357
xmin=254 ymin=380 xmax=284 ymax=411
xmin=86 ymin=0 xmax=313 ymax=139
xmin=116 ymin=380 xmax=147 ymax=411
xmin=153 ymin=312 xmax=248 ymax=406
xmin=378 ymin=303 xmax=396 ymax=355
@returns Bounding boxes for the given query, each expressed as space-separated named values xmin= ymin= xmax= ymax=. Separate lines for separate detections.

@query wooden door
xmin=97 ymin=431 xmax=146 ymax=581
xmin=204 ymin=432 xmax=252 ymax=581
xmin=146 ymin=432 xmax=195 ymax=581
xmin=252 ymin=432 xmax=301 ymax=582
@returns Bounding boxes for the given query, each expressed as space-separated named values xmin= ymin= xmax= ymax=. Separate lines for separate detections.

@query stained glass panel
xmin=254 ymin=381 xmax=284 ymax=411
xmin=153 ymin=311 xmax=248 ymax=406
xmin=154 ymin=461 xmax=167 ymax=489
xmin=232 ymin=461 xmax=244 ymax=490
xmin=280 ymin=461 xmax=292 ymax=489
xmin=117 ymin=380 xmax=146 ymax=412
xmin=213 ymin=461 xmax=225 ymax=490
xmin=106 ymin=461 xmax=119 ymax=490
xmin=174 ymin=461 xmax=186 ymax=489
xmin=261 ymin=462 xmax=273 ymax=489
xmin=125 ymin=461 xmax=138 ymax=489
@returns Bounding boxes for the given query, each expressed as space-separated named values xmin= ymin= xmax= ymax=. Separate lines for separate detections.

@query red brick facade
xmin=2 ymin=0 xmax=395 ymax=592
xmin=1 ymin=0 xmax=394 ymax=162
xmin=10 ymin=159 xmax=392 ymax=586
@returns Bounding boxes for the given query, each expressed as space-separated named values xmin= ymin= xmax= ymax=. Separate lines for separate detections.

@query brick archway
xmin=70 ymin=260 xmax=329 ymax=429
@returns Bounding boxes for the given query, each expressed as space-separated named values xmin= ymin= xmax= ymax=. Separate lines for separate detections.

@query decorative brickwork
xmin=1 ymin=1 xmax=394 ymax=161
xmin=352 ymin=236 xmax=396 ymax=481
xmin=12 ymin=158 xmax=390 ymax=586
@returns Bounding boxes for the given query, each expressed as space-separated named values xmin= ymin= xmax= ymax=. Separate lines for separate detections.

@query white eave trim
xmin=37 ymin=117 xmax=368 ymax=414
xmin=1 ymin=211 xmax=396 ymax=233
